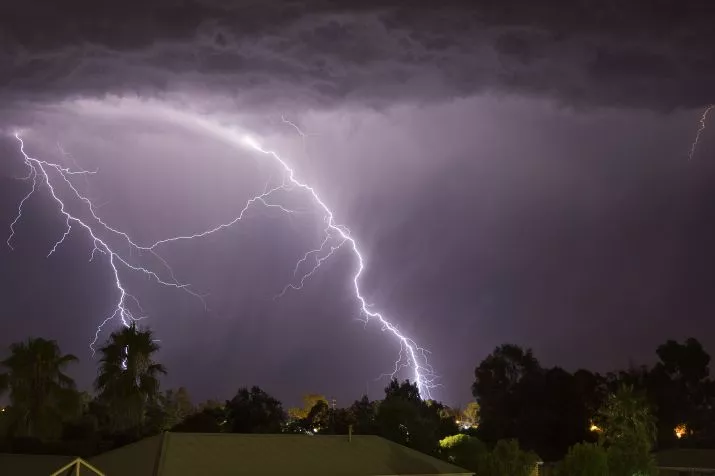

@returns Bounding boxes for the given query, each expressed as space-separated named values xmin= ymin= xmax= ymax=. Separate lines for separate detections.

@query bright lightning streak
xmin=8 ymin=134 xmax=199 ymax=352
xmin=240 ymin=134 xmax=437 ymax=399
xmin=277 ymin=237 xmax=345 ymax=297
xmin=281 ymin=115 xmax=309 ymax=139
xmin=688 ymin=104 xmax=713 ymax=161
xmin=7 ymin=111 xmax=437 ymax=399
xmin=292 ymin=229 xmax=333 ymax=278
xmin=6 ymin=167 xmax=37 ymax=250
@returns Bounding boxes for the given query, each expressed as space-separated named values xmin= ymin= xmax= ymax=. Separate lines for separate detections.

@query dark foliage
xmin=375 ymin=380 xmax=459 ymax=455
xmin=473 ymin=337 xmax=715 ymax=462
xmin=0 ymin=330 xmax=714 ymax=472
xmin=225 ymin=386 xmax=285 ymax=433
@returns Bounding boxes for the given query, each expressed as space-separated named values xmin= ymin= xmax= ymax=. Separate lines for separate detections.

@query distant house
xmin=657 ymin=448 xmax=715 ymax=475
xmin=1 ymin=433 xmax=473 ymax=476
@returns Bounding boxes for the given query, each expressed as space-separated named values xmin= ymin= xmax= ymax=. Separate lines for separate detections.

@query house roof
xmin=657 ymin=449 xmax=715 ymax=470
xmin=0 ymin=453 xmax=76 ymax=475
xmin=89 ymin=434 xmax=164 ymax=476
xmin=88 ymin=433 xmax=473 ymax=476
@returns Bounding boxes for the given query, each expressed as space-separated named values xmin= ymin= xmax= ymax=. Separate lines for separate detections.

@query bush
xmin=439 ymin=436 xmax=538 ymax=476
xmin=439 ymin=434 xmax=487 ymax=470
xmin=484 ymin=439 xmax=540 ymax=476
xmin=606 ymin=438 xmax=656 ymax=476
xmin=556 ymin=442 xmax=609 ymax=476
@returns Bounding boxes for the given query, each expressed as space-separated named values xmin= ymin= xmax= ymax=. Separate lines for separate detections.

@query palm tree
xmin=95 ymin=324 xmax=166 ymax=432
xmin=0 ymin=338 xmax=79 ymax=438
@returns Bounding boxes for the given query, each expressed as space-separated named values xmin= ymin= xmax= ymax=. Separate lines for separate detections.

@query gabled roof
xmin=89 ymin=433 xmax=473 ymax=476
xmin=657 ymin=448 xmax=715 ymax=470
xmin=89 ymin=434 xmax=164 ymax=476
xmin=0 ymin=453 xmax=75 ymax=475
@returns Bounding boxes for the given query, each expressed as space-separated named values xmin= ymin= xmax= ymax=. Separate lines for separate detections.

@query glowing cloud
xmin=6 ymin=105 xmax=437 ymax=398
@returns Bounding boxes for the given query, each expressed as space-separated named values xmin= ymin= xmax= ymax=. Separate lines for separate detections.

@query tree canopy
xmin=226 ymin=386 xmax=285 ymax=433
xmin=0 ymin=338 xmax=79 ymax=439
xmin=94 ymin=324 xmax=166 ymax=434
xmin=1 ymin=331 xmax=715 ymax=475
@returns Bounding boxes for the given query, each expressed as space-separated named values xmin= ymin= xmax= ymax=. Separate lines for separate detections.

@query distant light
xmin=675 ymin=423 xmax=688 ymax=439
xmin=590 ymin=423 xmax=602 ymax=433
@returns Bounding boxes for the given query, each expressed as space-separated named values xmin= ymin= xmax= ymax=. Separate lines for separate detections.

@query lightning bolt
xmin=688 ymin=104 xmax=713 ymax=161
xmin=7 ymin=112 xmax=437 ymax=399
xmin=241 ymin=132 xmax=437 ymax=399
xmin=8 ymin=133 xmax=201 ymax=353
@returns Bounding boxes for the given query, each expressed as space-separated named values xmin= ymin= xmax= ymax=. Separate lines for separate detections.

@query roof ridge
xmin=166 ymin=432 xmax=377 ymax=437
xmin=0 ymin=453 xmax=76 ymax=458
xmin=155 ymin=431 xmax=171 ymax=476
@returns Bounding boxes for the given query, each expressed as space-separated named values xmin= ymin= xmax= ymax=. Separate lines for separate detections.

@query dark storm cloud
xmin=3 ymin=1 xmax=715 ymax=409
xmin=1 ymin=0 xmax=714 ymax=109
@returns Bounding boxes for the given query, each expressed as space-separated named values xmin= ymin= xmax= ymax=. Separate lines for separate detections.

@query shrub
xmin=556 ymin=442 xmax=609 ymax=476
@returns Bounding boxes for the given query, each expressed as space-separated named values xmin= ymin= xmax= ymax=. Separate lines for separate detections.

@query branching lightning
xmin=8 ymin=133 xmax=201 ymax=352
xmin=688 ymin=104 xmax=713 ymax=161
xmin=239 ymin=131 xmax=437 ymax=398
xmin=7 ymin=113 xmax=437 ymax=399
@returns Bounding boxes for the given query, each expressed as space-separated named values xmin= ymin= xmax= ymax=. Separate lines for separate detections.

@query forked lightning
xmin=7 ymin=115 xmax=437 ymax=398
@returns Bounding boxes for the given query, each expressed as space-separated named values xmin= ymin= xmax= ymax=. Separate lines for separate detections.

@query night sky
xmin=1 ymin=0 xmax=715 ymax=409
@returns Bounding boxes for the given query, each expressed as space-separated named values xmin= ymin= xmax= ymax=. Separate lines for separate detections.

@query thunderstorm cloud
xmin=1 ymin=0 xmax=714 ymax=109
xmin=1 ymin=0 xmax=715 ymax=406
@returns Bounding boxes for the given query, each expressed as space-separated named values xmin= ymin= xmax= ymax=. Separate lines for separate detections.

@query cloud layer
xmin=3 ymin=1 xmax=715 ymax=406
xmin=2 ymin=0 xmax=714 ymax=109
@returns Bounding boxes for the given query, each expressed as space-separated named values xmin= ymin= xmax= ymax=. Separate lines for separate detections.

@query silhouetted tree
xmin=530 ymin=367 xmax=601 ymax=460
xmin=472 ymin=344 xmax=610 ymax=460
xmin=225 ymin=386 xmax=285 ymax=433
xmin=0 ymin=338 xmax=80 ymax=439
xmin=152 ymin=387 xmax=195 ymax=431
xmin=61 ymin=392 xmax=102 ymax=441
xmin=305 ymin=400 xmax=330 ymax=431
xmin=286 ymin=398 xmax=356 ymax=435
xmin=385 ymin=379 xmax=422 ymax=402
xmin=287 ymin=394 xmax=327 ymax=421
xmin=94 ymin=324 xmax=166 ymax=433
xmin=657 ymin=338 xmax=710 ymax=384
xmin=472 ymin=344 xmax=541 ymax=444
xmin=377 ymin=395 xmax=422 ymax=446
xmin=647 ymin=338 xmax=713 ymax=448
xmin=376 ymin=380 xmax=458 ymax=455
xmin=330 ymin=407 xmax=355 ymax=434
xmin=173 ymin=399 xmax=226 ymax=433
xmin=174 ymin=412 xmax=225 ymax=433
xmin=5 ymin=331 xmax=714 ymax=463
xmin=349 ymin=395 xmax=378 ymax=435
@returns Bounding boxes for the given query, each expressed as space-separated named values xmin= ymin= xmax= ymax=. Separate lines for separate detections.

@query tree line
xmin=0 ymin=324 xmax=466 ymax=458
xmin=470 ymin=338 xmax=715 ymax=475
xmin=1 ymin=326 xmax=711 ymax=476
